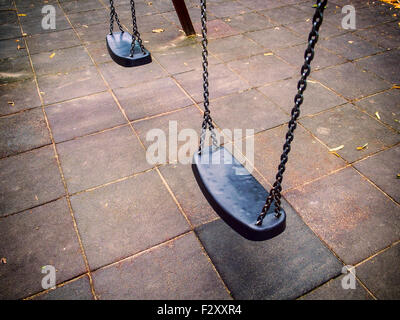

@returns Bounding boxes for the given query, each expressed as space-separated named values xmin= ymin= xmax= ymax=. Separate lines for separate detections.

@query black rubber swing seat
xmin=106 ymin=31 xmax=152 ymax=67
xmin=192 ymin=146 xmax=286 ymax=241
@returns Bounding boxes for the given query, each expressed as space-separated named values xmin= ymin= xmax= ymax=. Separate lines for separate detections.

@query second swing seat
xmin=106 ymin=31 xmax=152 ymax=67
xmin=192 ymin=146 xmax=286 ymax=241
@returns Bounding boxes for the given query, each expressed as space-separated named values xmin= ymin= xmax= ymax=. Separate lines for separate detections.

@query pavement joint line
xmin=13 ymin=0 xmax=98 ymax=301
xmin=23 ymin=273 xmax=89 ymax=300
xmin=353 ymin=240 xmax=400 ymax=269
xmin=58 ymin=0 xmax=235 ymax=298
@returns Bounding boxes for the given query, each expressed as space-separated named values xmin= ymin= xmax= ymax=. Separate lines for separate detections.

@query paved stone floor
xmin=0 ymin=0 xmax=399 ymax=300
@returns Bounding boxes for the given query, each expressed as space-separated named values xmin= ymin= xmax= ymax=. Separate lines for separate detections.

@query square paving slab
xmin=353 ymin=145 xmax=400 ymax=203
xmin=0 ymin=198 xmax=86 ymax=299
xmin=253 ymin=124 xmax=346 ymax=191
xmin=70 ymin=170 xmax=190 ymax=269
xmin=0 ymin=78 xmax=41 ymax=116
xmin=114 ymin=77 xmax=193 ymax=121
xmin=355 ymin=89 xmax=400 ymax=132
xmin=300 ymin=104 xmax=400 ymax=163
xmin=196 ymin=200 xmax=342 ymax=300
xmin=300 ymin=275 xmax=373 ymax=300
xmin=285 ymin=167 xmax=400 ymax=265
xmin=311 ymin=62 xmax=390 ymax=100
xmin=0 ymin=145 xmax=65 ymax=216
xmin=356 ymin=243 xmax=400 ymax=300
xmin=33 ymin=275 xmax=93 ymax=300
xmin=0 ymin=107 xmax=51 ymax=157
xmin=92 ymin=232 xmax=231 ymax=299
xmin=57 ymin=125 xmax=151 ymax=193
xmin=258 ymin=76 xmax=347 ymax=116
xmin=46 ymin=91 xmax=126 ymax=143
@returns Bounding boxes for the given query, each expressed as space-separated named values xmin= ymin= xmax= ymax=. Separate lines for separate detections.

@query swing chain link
xmin=109 ymin=0 xmax=124 ymax=34
xmin=256 ymin=0 xmax=328 ymax=226
xmin=199 ymin=0 xmax=218 ymax=152
xmin=130 ymin=0 xmax=146 ymax=55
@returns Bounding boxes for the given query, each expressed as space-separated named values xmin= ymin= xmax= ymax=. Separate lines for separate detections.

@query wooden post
xmin=171 ymin=0 xmax=196 ymax=36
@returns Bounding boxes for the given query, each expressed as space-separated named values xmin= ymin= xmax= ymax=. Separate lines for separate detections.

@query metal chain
xmin=109 ymin=0 xmax=123 ymax=34
xmin=199 ymin=0 xmax=218 ymax=152
xmin=256 ymin=0 xmax=328 ymax=226
xmin=130 ymin=0 xmax=145 ymax=55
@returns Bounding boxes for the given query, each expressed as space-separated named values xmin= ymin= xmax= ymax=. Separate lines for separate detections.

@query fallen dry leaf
xmin=0 ymin=257 xmax=6 ymax=264
xmin=356 ymin=143 xmax=368 ymax=150
xmin=392 ymin=85 xmax=400 ymax=89
xmin=7 ymin=101 xmax=15 ymax=106
xmin=397 ymin=173 xmax=400 ymax=179
xmin=264 ymin=52 xmax=273 ymax=56
xmin=18 ymin=13 xmax=26 ymax=17
xmin=329 ymin=145 xmax=344 ymax=152
xmin=152 ymin=28 xmax=164 ymax=33
xmin=49 ymin=52 xmax=55 ymax=58
xmin=330 ymin=151 xmax=340 ymax=157
xmin=375 ymin=111 xmax=381 ymax=120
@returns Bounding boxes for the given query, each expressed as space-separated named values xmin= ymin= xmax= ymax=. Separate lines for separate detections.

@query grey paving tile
xmin=353 ymin=145 xmax=400 ymax=203
xmin=355 ymin=89 xmax=400 ymax=132
xmin=140 ymin=26 xmax=194 ymax=52
xmin=57 ymin=125 xmax=150 ymax=193
xmin=355 ymin=21 xmax=400 ymax=50
xmin=148 ymin=0 xmax=175 ymax=13
xmin=20 ymin=14 xmax=72 ymax=36
xmin=260 ymin=4 xmax=314 ymax=25
xmin=0 ymin=108 xmax=51 ymax=157
xmin=34 ymin=275 xmax=93 ymax=300
xmin=0 ymin=145 xmax=65 ymax=216
xmin=285 ymin=167 xmax=400 ymax=265
xmin=208 ymin=34 xmax=265 ymax=62
xmin=67 ymin=9 xmax=109 ymax=28
xmin=210 ymin=89 xmax=288 ymax=135
xmin=174 ymin=63 xmax=250 ymax=102
xmin=92 ymin=232 xmax=230 ymax=299
xmin=132 ymin=13 xmax=172 ymax=34
xmin=253 ymin=124 xmax=346 ymax=191
xmin=31 ymin=46 xmax=93 ymax=76
xmin=196 ymin=200 xmax=342 ymax=300
xmin=159 ymin=163 xmax=218 ymax=227
xmin=99 ymin=60 xmax=168 ymax=89
xmin=246 ymin=26 xmax=306 ymax=50
xmin=0 ymin=38 xmax=27 ymax=60
xmin=133 ymin=106 xmax=202 ymax=165
xmin=0 ymin=198 xmax=86 ymax=299
xmin=162 ymin=6 xmax=205 ymax=28
xmin=0 ymin=78 xmax=41 ymax=116
xmin=356 ymin=50 xmax=400 ymax=84
xmin=258 ymin=77 xmax=347 ymax=116
xmin=61 ymin=0 xmax=103 ymax=13
xmin=300 ymin=275 xmax=373 ymax=300
xmin=286 ymin=19 xmax=347 ymax=40
xmin=224 ymin=12 xmax=275 ymax=32
xmin=312 ymin=62 xmax=390 ymax=100
xmin=37 ymin=65 xmax=107 ymax=105
xmin=0 ymin=55 xmax=33 ymax=84
xmin=275 ymin=43 xmax=347 ymax=70
xmin=320 ymin=33 xmax=383 ymax=61
xmin=239 ymin=0 xmax=294 ymax=11
xmin=227 ymin=53 xmax=296 ymax=87
xmin=84 ymin=40 xmax=112 ymax=65
xmin=76 ymin=23 xmax=110 ymax=43
xmin=356 ymin=243 xmax=400 ymax=300
xmin=300 ymin=104 xmax=400 ymax=162
xmin=208 ymin=1 xmax=250 ymax=18
xmin=153 ymin=43 xmax=219 ymax=75
xmin=46 ymin=92 xmax=126 ymax=143
xmin=26 ymin=29 xmax=80 ymax=55
xmin=0 ymin=23 xmax=22 ymax=41
xmin=71 ymin=170 xmax=190 ymax=269
xmin=193 ymin=19 xmax=240 ymax=40
xmin=115 ymin=77 xmax=192 ymax=121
